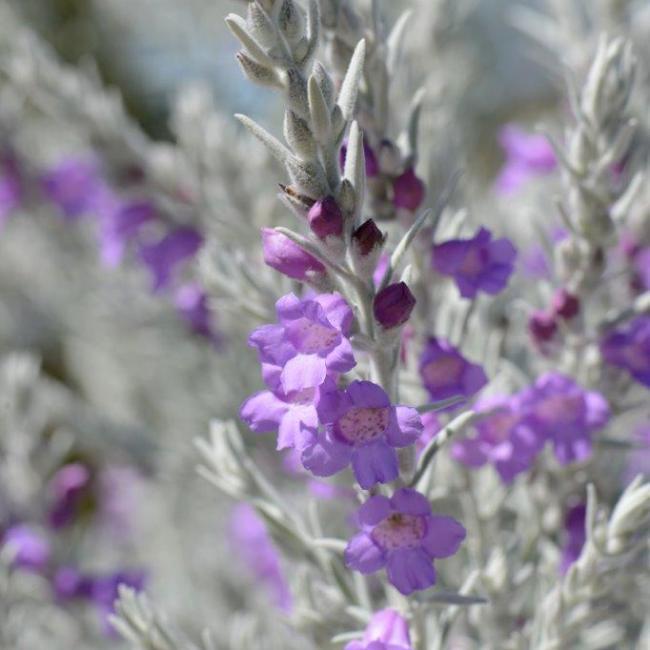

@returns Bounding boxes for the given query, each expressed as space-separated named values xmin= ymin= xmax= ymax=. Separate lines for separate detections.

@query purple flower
xmin=495 ymin=125 xmax=557 ymax=194
xmin=301 ymin=381 xmax=423 ymax=489
xmin=3 ymin=524 xmax=50 ymax=572
xmin=345 ymin=609 xmax=412 ymax=650
xmin=392 ymin=168 xmax=425 ymax=212
xmin=248 ymin=292 xmax=355 ymax=392
xmin=601 ymin=316 xmax=650 ymax=387
xmin=344 ymin=488 xmax=465 ymax=595
xmin=262 ymin=228 xmax=328 ymax=283
xmin=53 ymin=566 xmax=95 ymax=601
xmin=41 ymin=157 xmax=106 ymax=219
xmin=139 ymin=226 xmax=203 ymax=292
xmin=240 ymin=378 xmax=327 ymax=452
xmin=97 ymin=198 xmax=157 ymax=267
xmin=559 ymin=502 xmax=586 ymax=575
xmin=47 ymin=462 xmax=92 ymax=529
xmin=174 ymin=282 xmax=219 ymax=344
xmin=308 ymin=196 xmax=344 ymax=239
xmin=520 ymin=373 xmax=610 ymax=465
xmin=419 ymin=338 xmax=487 ymax=404
xmin=229 ymin=504 xmax=292 ymax=612
xmin=373 ymin=282 xmax=416 ymax=330
xmin=0 ymin=152 xmax=22 ymax=228
xmin=451 ymin=394 xmax=543 ymax=483
xmin=432 ymin=228 xmax=517 ymax=299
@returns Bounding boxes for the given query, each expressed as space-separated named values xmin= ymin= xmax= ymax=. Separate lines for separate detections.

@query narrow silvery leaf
xmin=235 ymin=113 xmax=294 ymax=166
xmin=286 ymin=157 xmax=329 ymax=199
xmin=277 ymin=0 xmax=304 ymax=43
xmin=246 ymin=1 xmax=278 ymax=48
xmin=225 ymin=14 xmax=275 ymax=68
xmin=337 ymin=178 xmax=356 ymax=214
xmin=343 ymin=121 xmax=365 ymax=221
xmin=404 ymin=87 xmax=425 ymax=160
xmin=284 ymin=110 xmax=317 ymax=160
xmin=312 ymin=61 xmax=335 ymax=108
xmin=337 ymin=39 xmax=366 ymax=121
xmin=236 ymin=52 xmax=283 ymax=89
xmin=308 ymin=75 xmax=331 ymax=143
xmin=416 ymin=592 xmax=488 ymax=605
xmin=386 ymin=9 xmax=412 ymax=74
xmin=299 ymin=0 xmax=320 ymax=66
xmin=286 ymin=68 xmax=309 ymax=120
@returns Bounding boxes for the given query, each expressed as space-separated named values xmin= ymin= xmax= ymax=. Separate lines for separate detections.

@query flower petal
xmin=281 ymin=355 xmax=327 ymax=392
xmin=386 ymin=406 xmax=423 ymax=447
xmin=239 ymin=391 xmax=288 ymax=433
xmin=351 ymin=441 xmax=398 ymax=489
xmin=422 ymin=515 xmax=466 ymax=558
xmin=386 ymin=548 xmax=436 ymax=595
xmin=344 ymin=533 xmax=386 ymax=574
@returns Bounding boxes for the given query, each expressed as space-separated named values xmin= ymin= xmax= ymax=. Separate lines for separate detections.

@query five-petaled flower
xmin=301 ymin=381 xmax=423 ymax=488
xmin=432 ymin=227 xmax=517 ymax=299
xmin=344 ymin=488 xmax=465 ymax=595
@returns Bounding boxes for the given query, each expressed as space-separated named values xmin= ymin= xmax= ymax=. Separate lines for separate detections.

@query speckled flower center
xmin=337 ymin=407 xmax=390 ymax=444
xmin=371 ymin=513 xmax=426 ymax=550
xmin=535 ymin=394 xmax=583 ymax=424
xmin=422 ymin=355 xmax=463 ymax=388
xmin=459 ymin=247 xmax=487 ymax=276
xmin=291 ymin=318 xmax=338 ymax=353
xmin=288 ymin=387 xmax=316 ymax=405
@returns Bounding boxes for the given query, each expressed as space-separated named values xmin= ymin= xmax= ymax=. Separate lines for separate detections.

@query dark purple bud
xmin=373 ymin=282 xmax=416 ymax=329
xmin=392 ymin=167 xmax=425 ymax=211
xmin=307 ymin=196 xmax=344 ymax=238
xmin=528 ymin=310 xmax=557 ymax=343
xmin=261 ymin=228 xmax=327 ymax=281
xmin=552 ymin=289 xmax=580 ymax=320
xmin=352 ymin=219 xmax=385 ymax=256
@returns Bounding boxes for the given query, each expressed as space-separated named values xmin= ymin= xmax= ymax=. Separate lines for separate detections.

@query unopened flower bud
xmin=307 ymin=196 xmax=343 ymax=238
xmin=261 ymin=228 xmax=327 ymax=282
xmin=392 ymin=167 xmax=425 ymax=212
xmin=352 ymin=219 xmax=385 ymax=256
xmin=373 ymin=282 xmax=416 ymax=330
xmin=528 ymin=310 xmax=557 ymax=344
xmin=552 ymin=289 xmax=580 ymax=320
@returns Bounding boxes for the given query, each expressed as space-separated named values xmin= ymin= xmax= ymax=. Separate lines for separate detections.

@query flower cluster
xmin=452 ymin=372 xmax=610 ymax=482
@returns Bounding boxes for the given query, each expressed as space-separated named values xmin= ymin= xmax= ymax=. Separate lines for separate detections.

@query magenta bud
xmin=261 ymin=228 xmax=326 ymax=281
xmin=528 ymin=310 xmax=557 ymax=343
xmin=552 ymin=289 xmax=580 ymax=320
xmin=352 ymin=219 xmax=385 ymax=256
xmin=373 ymin=282 xmax=416 ymax=329
xmin=307 ymin=196 xmax=344 ymax=239
xmin=392 ymin=167 xmax=425 ymax=211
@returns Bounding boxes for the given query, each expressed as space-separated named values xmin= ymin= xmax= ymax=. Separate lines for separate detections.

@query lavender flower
xmin=301 ymin=381 xmax=422 ymax=489
xmin=3 ymin=524 xmax=50 ymax=573
xmin=432 ymin=227 xmax=517 ymax=299
xmin=229 ymin=504 xmax=292 ymax=612
xmin=344 ymin=489 xmax=465 ymax=595
xmin=248 ymin=292 xmax=355 ymax=392
xmin=495 ymin=125 xmax=557 ymax=194
xmin=528 ymin=310 xmax=557 ymax=346
xmin=261 ymin=228 xmax=328 ymax=283
xmin=631 ymin=248 xmax=650 ymax=291
xmin=345 ymin=608 xmax=412 ymax=650
xmin=559 ymin=502 xmax=586 ymax=575
xmin=392 ymin=168 xmax=426 ymax=212
xmin=600 ymin=316 xmax=650 ymax=387
xmin=97 ymin=198 xmax=157 ymax=267
xmin=373 ymin=282 xmax=416 ymax=330
xmin=520 ymin=373 xmax=610 ymax=465
xmin=173 ymin=282 xmax=219 ymax=344
xmin=419 ymin=338 xmax=487 ymax=404
xmin=41 ymin=157 xmax=106 ymax=219
xmin=451 ymin=394 xmax=543 ymax=483
xmin=415 ymin=412 xmax=442 ymax=457
xmin=139 ymin=226 xmax=203 ymax=292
